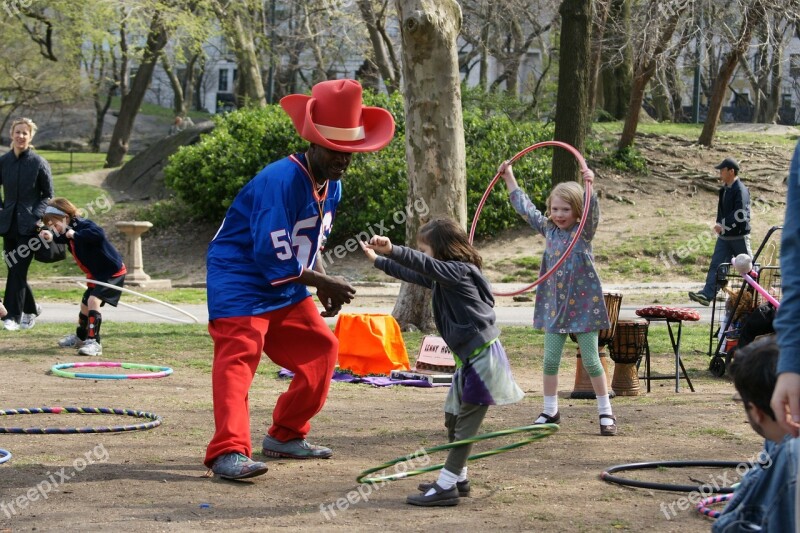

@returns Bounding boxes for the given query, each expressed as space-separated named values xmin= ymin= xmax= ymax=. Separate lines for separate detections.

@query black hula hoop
xmin=468 ymin=141 xmax=592 ymax=296
xmin=601 ymin=460 xmax=740 ymax=493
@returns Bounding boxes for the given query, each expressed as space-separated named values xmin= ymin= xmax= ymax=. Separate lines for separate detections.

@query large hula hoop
xmin=357 ymin=423 xmax=558 ymax=485
xmin=0 ymin=407 xmax=162 ymax=434
xmin=469 ymin=141 xmax=592 ymax=296
xmin=601 ymin=460 xmax=740 ymax=493
xmin=696 ymin=493 xmax=733 ymax=519
xmin=51 ymin=362 xmax=173 ymax=380
xmin=73 ymin=278 xmax=200 ymax=324
xmin=0 ymin=449 xmax=11 ymax=464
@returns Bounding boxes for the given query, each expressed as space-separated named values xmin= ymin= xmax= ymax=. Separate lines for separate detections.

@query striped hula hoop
xmin=0 ymin=407 xmax=162 ymax=434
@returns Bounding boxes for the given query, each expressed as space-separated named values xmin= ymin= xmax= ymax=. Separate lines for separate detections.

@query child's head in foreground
xmin=730 ymin=335 xmax=787 ymax=442
xmin=417 ymin=218 xmax=483 ymax=269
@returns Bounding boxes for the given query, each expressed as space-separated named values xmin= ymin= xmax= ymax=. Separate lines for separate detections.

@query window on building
xmin=218 ymin=69 xmax=229 ymax=92
xmin=783 ymin=93 xmax=793 ymax=109
xmin=791 ymin=54 xmax=800 ymax=78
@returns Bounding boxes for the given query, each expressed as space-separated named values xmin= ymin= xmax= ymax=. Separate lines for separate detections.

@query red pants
xmin=204 ymin=297 xmax=338 ymax=467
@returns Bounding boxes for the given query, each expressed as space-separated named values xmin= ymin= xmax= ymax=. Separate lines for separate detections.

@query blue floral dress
xmin=510 ymin=188 xmax=610 ymax=334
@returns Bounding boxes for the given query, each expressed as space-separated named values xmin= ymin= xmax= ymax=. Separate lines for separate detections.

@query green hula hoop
xmin=357 ymin=423 xmax=558 ymax=485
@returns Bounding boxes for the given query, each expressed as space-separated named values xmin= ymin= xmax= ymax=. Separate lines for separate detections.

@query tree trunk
xmin=212 ymin=2 xmax=266 ymax=108
xmin=357 ymin=0 xmax=399 ymax=94
xmin=699 ymin=2 xmax=766 ymax=147
xmin=161 ymin=56 xmax=186 ymax=116
xmin=393 ymin=0 xmax=466 ymax=331
xmin=91 ymin=89 xmax=114 ymax=153
xmin=587 ymin=0 xmax=610 ymax=123
xmin=600 ymin=0 xmax=631 ymax=119
xmin=618 ymin=5 xmax=684 ymax=151
xmin=478 ymin=2 xmax=493 ymax=91
xmin=105 ymin=11 xmax=168 ymax=168
xmin=552 ymin=0 xmax=591 ymax=184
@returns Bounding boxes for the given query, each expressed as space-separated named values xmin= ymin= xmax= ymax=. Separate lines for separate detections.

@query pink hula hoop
xmin=468 ymin=141 xmax=592 ymax=297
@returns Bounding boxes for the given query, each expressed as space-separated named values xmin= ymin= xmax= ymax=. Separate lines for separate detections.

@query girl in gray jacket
xmin=361 ymin=218 xmax=524 ymax=507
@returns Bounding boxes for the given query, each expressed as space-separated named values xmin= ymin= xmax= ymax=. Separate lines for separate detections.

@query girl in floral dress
xmin=500 ymin=161 xmax=617 ymax=436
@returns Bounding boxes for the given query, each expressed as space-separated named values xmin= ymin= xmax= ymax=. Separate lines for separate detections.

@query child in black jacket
xmin=40 ymin=198 xmax=126 ymax=356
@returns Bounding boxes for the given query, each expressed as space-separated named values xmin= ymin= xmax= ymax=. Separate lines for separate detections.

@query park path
xmin=32 ymin=282 xmax=715 ymax=326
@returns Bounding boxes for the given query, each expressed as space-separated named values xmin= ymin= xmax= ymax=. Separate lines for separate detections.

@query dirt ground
xmin=2 ymin=130 xmax=791 ymax=531
xmin=0 ymin=337 xmax=764 ymax=533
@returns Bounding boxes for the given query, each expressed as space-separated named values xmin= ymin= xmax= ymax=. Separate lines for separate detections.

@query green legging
xmin=543 ymin=331 xmax=603 ymax=378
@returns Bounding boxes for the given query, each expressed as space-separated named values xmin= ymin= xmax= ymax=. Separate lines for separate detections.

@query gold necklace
xmin=305 ymin=154 xmax=328 ymax=220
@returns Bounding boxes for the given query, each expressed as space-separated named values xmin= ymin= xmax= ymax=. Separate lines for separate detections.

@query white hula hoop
xmin=73 ymin=278 xmax=200 ymax=324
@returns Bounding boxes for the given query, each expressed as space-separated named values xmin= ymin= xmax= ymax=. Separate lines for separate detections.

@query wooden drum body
xmin=609 ymin=319 xmax=648 ymax=396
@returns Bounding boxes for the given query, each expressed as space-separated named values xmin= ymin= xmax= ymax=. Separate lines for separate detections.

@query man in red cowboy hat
xmin=204 ymin=79 xmax=395 ymax=480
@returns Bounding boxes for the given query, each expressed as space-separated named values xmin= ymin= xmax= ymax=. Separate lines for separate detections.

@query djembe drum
xmin=570 ymin=292 xmax=623 ymax=399
xmin=609 ymin=319 xmax=648 ymax=396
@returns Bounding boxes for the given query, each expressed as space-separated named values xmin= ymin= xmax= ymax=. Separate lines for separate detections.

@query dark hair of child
xmin=418 ymin=218 xmax=483 ymax=269
xmin=730 ymin=334 xmax=779 ymax=420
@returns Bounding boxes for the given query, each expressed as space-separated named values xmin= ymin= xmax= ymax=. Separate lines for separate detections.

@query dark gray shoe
xmin=688 ymin=292 xmax=710 ymax=306
xmin=211 ymin=452 xmax=268 ymax=480
xmin=261 ymin=435 xmax=332 ymax=459
xmin=418 ymin=479 xmax=470 ymax=496
xmin=407 ymin=482 xmax=459 ymax=507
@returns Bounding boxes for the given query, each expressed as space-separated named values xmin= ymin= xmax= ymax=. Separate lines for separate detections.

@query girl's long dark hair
xmin=418 ymin=218 xmax=483 ymax=269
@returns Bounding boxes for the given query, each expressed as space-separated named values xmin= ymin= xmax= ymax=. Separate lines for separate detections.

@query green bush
xmin=601 ymin=145 xmax=649 ymax=175
xmin=164 ymin=91 xmax=555 ymax=246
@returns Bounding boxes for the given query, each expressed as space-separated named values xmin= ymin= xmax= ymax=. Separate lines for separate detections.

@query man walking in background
xmin=689 ymin=157 xmax=751 ymax=306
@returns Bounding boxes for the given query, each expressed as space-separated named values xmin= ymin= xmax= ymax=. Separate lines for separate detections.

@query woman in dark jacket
xmin=0 ymin=117 xmax=54 ymax=330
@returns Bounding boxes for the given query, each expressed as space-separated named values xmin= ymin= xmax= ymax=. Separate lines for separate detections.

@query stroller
xmin=707 ymin=226 xmax=782 ymax=377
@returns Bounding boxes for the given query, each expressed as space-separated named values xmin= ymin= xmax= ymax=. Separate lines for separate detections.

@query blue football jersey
xmin=207 ymin=153 xmax=341 ymax=319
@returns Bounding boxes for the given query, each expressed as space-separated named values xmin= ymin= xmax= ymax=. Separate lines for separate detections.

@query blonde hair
xmin=42 ymin=197 xmax=80 ymax=226
xmin=546 ymin=181 xmax=585 ymax=221
xmin=10 ymin=117 xmax=37 ymax=139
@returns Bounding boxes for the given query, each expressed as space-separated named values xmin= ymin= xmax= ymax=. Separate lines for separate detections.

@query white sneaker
xmin=3 ymin=318 xmax=20 ymax=331
xmin=77 ymin=339 xmax=102 ymax=356
xmin=58 ymin=334 xmax=85 ymax=349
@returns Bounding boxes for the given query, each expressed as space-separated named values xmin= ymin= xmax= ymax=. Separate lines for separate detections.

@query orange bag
xmin=333 ymin=313 xmax=410 ymax=376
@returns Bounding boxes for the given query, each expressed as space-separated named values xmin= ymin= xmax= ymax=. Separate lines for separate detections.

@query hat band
xmin=314 ymin=123 xmax=365 ymax=142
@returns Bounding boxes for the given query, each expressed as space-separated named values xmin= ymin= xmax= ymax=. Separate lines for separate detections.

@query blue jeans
xmin=700 ymin=236 xmax=751 ymax=299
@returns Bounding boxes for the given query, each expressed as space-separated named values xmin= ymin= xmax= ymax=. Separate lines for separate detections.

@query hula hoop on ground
xmin=0 ymin=449 xmax=11 ymax=464
xmin=468 ymin=141 xmax=593 ymax=297
xmin=0 ymin=407 xmax=162 ymax=434
xmin=51 ymin=362 xmax=173 ymax=380
xmin=73 ymin=278 xmax=200 ymax=324
xmin=357 ymin=423 xmax=558 ymax=485
xmin=601 ymin=460 xmax=739 ymax=493
xmin=696 ymin=493 xmax=733 ymax=519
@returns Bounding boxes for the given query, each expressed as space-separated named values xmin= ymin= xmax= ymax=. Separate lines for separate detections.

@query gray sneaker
xmin=20 ymin=304 xmax=42 ymax=330
xmin=78 ymin=339 xmax=103 ymax=356
xmin=211 ymin=452 xmax=268 ymax=480
xmin=59 ymin=334 xmax=85 ymax=349
xmin=261 ymin=435 xmax=332 ymax=459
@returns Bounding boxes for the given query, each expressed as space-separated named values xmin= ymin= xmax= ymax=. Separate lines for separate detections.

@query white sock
xmin=458 ymin=467 xmax=468 ymax=482
xmin=535 ymin=395 xmax=559 ymax=423
xmin=426 ymin=468 xmax=459 ymax=495
xmin=597 ymin=394 xmax=614 ymax=425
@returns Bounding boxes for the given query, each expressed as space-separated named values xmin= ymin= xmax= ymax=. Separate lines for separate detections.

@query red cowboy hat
xmin=280 ymin=79 xmax=395 ymax=153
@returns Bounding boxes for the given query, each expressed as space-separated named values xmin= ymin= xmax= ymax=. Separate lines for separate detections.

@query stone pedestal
xmin=116 ymin=221 xmax=171 ymax=289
